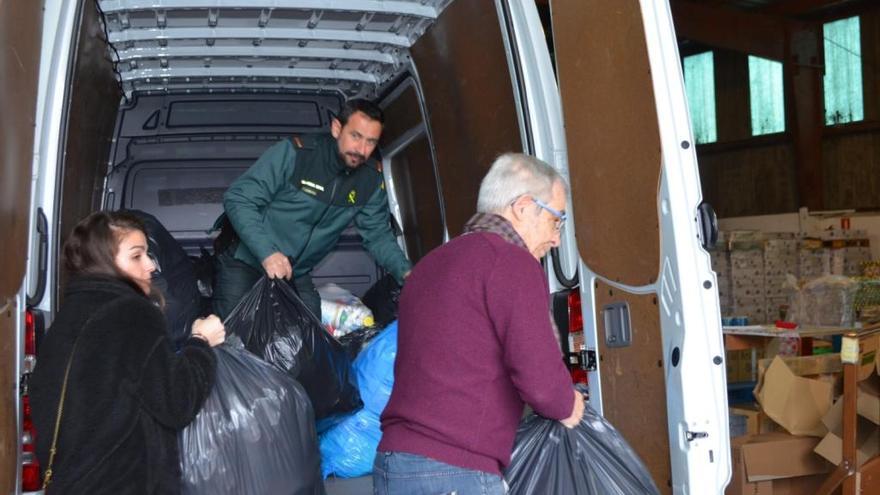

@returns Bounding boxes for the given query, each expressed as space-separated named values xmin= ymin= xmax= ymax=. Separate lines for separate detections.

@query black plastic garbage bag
xmin=179 ymin=337 xmax=325 ymax=495
xmin=127 ymin=209 xmax=201 ymax=349
xmin=226 ymin=277 xmax=361 ymax=419
xmin=337 ymin=325 xmax=383 ymax=360
xmin=361 ymin=274 xmax=402 ymax=329
xmin=504 ymin=408 xmax=661 ymax=495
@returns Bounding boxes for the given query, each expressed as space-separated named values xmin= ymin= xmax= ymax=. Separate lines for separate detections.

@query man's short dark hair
xmin=337 ymin=98 xmax=385 ymax=126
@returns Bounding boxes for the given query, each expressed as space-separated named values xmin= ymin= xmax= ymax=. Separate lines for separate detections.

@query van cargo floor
xmin=325 ymin=475 xmax=373 ymax=495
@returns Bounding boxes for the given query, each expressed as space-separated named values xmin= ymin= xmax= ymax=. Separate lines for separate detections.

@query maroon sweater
xmin=378 ymin=231 xmax=575 ymax=475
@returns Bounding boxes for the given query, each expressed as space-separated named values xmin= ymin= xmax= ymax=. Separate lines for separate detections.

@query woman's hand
xmin=191 ymin=315 xmax=226 ymax=347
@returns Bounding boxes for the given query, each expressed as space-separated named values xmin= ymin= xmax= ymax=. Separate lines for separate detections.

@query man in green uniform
xmin=212 ymin=99 xmax=411 ymax=319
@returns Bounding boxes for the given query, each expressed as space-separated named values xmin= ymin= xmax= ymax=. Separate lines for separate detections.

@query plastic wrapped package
xmin=787 ymin=275 xmax=858 ymax=327
xmin=226 ymin=277 xmax=361 ymax=419
xmin=504 ymin=408 xmax=660 ymax=495
xmin=179 ymin=337 xmax=325 ymax=495
xmin=317 ymin=283 xmax=374 ymax=336
xmin=361 ymin=274 xmax=402 ymax=329
xmin=319 ymin=322 xmax=398 ymax=478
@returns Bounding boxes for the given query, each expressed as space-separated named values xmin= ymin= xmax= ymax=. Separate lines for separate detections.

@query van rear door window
xmin=166 ymin=100 xmax=322 ymax=128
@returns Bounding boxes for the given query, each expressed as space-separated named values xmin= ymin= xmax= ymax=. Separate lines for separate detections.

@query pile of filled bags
xmin=319 ymin=321 xmax=397 ymax=478
xmin=180 ymin=277 xmax=365 ymax=494
xmin=141 ymin=211 xmax=660 ymax=493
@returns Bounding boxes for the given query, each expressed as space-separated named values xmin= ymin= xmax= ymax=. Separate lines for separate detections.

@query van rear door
xmin=550 ymin=0 xmax=730 ymax=493
xmin=0 ymin=0 xmax=44 ymax=492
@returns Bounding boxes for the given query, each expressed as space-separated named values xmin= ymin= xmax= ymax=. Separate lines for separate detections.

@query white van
xmin=3 ymin=1 xmax=730 ymax=493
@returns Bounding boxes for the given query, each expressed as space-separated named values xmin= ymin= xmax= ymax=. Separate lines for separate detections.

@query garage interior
xmin=593 ymin=1 xmax=880 ymax=493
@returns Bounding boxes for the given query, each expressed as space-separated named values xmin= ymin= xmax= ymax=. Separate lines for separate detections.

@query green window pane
xmin=748 ymin=56 xmax=785 ymax=135
xmin=684 ymin=51 xmax=717 ymax=144
xmin=824 ymin=16 xmax=863 ymax=125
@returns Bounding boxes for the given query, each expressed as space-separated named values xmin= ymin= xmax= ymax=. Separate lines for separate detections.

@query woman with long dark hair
xmin=30 ymin=210 xmax=225 ymax=493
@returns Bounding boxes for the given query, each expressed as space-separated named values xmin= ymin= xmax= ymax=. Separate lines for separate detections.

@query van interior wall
xmin=550 ymin=1 xmax=669 ymax=492
xmin=0 ymin=0 xmax=42 ymax=489
xmin=551 ymin=0 xmax=662 ymax=288
xmin=379 ymin=82 xmax=444 ymax=262
xmin=410 ymin=0 xmax=523 ymax=236
xmin=697 ymin=10 xmax=880 ymax=218
xmin=56 ymin=0 xmax=122 ymax=298
xmin=595 ymin=281 xmax=672 ymax=492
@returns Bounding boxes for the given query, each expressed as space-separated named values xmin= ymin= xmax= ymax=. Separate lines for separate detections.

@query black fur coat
xmin=30 ymin=275 xmax=216 ymax=494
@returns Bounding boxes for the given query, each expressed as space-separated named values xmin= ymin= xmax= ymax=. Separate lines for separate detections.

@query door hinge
xmin=569 ymin=347 xmax=597 ymax=372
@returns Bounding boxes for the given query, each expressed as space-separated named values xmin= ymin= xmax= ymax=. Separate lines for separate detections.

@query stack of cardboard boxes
xmin=712 ymin=230 xmax=872 ymax=324
xmin=824 ymin=228 xmax=872 ymax=277
xmin=726 ymin=338 xmax=880 ymax=494
xmin=764 ymin=236 xmax=799 ymax=322
xmin=726 ymin=232 xmax=768 ymax=324
xmin=712 ymin=236 xmax=733 ymax=316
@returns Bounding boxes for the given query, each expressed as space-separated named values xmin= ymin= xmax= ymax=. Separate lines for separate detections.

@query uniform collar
xmin=317 ymin=133 xmax=352 ymax=175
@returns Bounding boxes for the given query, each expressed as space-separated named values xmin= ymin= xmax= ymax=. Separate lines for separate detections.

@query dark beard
xmin=340 ymin=151 xmax=366 ymax=168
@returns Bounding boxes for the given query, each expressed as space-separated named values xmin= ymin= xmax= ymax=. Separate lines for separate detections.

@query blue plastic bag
xmin=353 ymin=320 xmax=398 ymax=415
xmin=319 ymin=321 xmax=397 ymax=478
xmin=319 ymin=409 xmax=382 ymax=478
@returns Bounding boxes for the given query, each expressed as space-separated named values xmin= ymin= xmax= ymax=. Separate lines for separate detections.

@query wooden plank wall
xmin=698 ymin=8 xmax=880 ymax=217
xmin=699 ymin=144 xmax=798 ymax=217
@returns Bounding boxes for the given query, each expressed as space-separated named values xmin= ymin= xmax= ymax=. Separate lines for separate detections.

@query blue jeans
xmin=373 ymin=451 xmax=506 ymax=495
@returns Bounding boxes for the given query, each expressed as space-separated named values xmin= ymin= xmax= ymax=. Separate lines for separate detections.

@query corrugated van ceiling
xmin=97 ymin=0 xmax=453 ymax=98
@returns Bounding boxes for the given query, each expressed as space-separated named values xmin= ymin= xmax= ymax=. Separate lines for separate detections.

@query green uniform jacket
xmin=224 ymin=134 xmax=411 ymax=283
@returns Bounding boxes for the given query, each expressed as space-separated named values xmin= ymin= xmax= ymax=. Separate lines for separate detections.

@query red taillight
xmin=21 ymin=394 xmax=41 ymax=491
xmin=570 ymin=368 xmax=588 ymax=385
xmin=25 ymin=310 xmax=36 ymax=356
xmin=22 ymin=453 xmax=41 ymax=491
xmin=568 ymin=290 xmax=583 ymax=333
xmin=22 ymin=395 xmax=34 ymax=452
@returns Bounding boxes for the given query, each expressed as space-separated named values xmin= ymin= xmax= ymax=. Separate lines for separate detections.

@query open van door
xmin=550 ymin=0 xmax=730 ymax=493
xmin=0 ymin=0 xmax=44 ymax=493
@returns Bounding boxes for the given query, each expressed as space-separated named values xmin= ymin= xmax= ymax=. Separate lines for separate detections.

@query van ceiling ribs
xmin=99 ymin=0 xmax=441 ymax=19
xmin=96 ymin=0 xmax=452 ymax=98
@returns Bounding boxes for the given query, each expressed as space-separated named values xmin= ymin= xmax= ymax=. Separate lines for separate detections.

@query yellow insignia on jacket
xmin=348 ymin=190 xmax=357 ymax=204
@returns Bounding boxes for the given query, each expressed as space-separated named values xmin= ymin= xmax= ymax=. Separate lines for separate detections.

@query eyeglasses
xmin=533 ymin=198 xmax=566 ymax=231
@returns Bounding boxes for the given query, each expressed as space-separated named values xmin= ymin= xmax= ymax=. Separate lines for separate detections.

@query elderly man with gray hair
xmin=374 ymin=153 xmax=585 ymax=495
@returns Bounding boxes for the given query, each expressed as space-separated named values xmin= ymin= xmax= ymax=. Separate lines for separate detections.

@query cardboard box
xmin=754 ymin=357 xmax=833 ymax=437
xmin=730 ymin=404 xmax=778 ymax=436
xmin=726 ymin=433 xmax=832 ymax=495
xmin=813 ymin=417 xmax=879 ymax=468
xmin=856 ymin=334 xmax=879 ymax=382
xmin=813 ymin=391 xmax=880 ymax=468
xmin=727 ymin=349 xmax=753 ymax=383
xmin=859 ymin=373 xmax=880 ymax=425
xmin=757 ymin=353 xmax=841 ymax=378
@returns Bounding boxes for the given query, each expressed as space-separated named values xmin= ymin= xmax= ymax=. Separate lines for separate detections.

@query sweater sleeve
xmin=135 ymin=309 xmax=218 ymax=430
xmin=354 ymin=185 xmax=412 ymax=283
xmin=487 ymin=251 xmax=575 ymax=421
xmin=224 ymin=139 xmax=296 ymax=263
